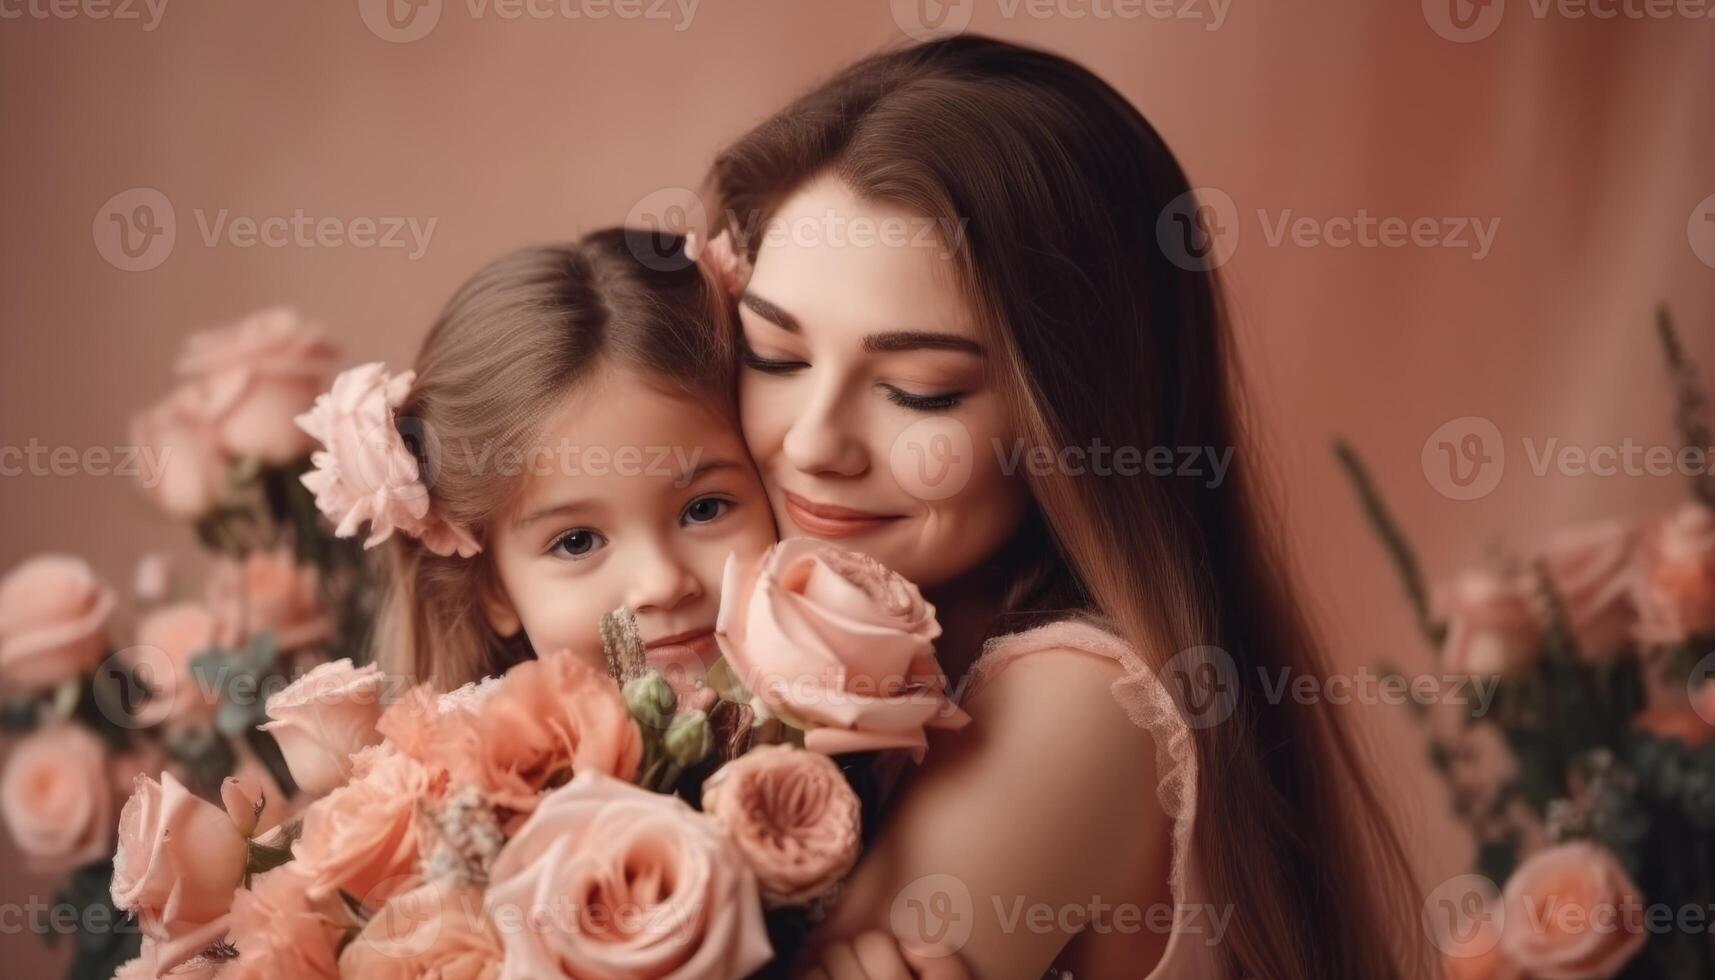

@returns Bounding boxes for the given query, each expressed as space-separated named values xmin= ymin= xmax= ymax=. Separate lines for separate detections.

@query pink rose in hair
xmin=177 ymin=307 xmax=338 ymax=463
xmin=1500 ymin=842 xmax=1646 ymax=979
xmin=1436 ymin=569 xmax=1544 ymax=677
xmin=1633 ymin=502 xmax=1715 ymax=646
xmin=684 ymin=229 xmax=753 ymax=297
xmin=1541 ymin=519 xmax=1639 ymax=661
xmin=223 ymin=866 xmax=343 ymax=979
xmin=207 ymin=546 xmax=334 ymax=651
xmin=111 ymin=771 xmax=249 ymax=972
xmin=295 ymin=361 xmax=482 ymax=557
xmin=129 ymin=384 xmax=231 ymax=519
xmin=134 ymin=601 xmax=223 ymax=726
xmin=0 ymin=725 xmax=113 ymax=872
xmin=0 ymin=553 xmax=115 ymax=690
xmin=339 ymin=877 xmax=502 ymax=980
xmin=260 ymin=658 xmax=388 ymax=796
xmin=291 ymin=743 xmax=429 ymax=906
xmin=701 ymin=744 xmax=861 ymax=905
xmin=485 ymin=770 xmax=772 ymax=980
xmin=716 ymin=538 xmax=970 ymax=760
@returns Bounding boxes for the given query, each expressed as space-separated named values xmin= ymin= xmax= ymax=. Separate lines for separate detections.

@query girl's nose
xmin=624 ymin=542 xmax=704 ymax=616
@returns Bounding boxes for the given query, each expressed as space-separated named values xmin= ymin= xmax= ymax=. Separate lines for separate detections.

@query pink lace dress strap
xmin=962 ymin=618 xmax=1216 ymax=980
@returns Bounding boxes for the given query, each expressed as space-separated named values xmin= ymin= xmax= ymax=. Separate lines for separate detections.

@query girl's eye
xmin=681 ymin=496 xmax=731 ymax=526
xmin=881 ymin=384 xmax=964 ymax=412
xmin=549 ymin=529 xmax=607 ymax=561
xmin=739 ymin=340 xmax=806 ymax=375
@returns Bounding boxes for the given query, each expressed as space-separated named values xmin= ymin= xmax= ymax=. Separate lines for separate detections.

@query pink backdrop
xmin=3 ymin=1 xmax=1714 ymax=971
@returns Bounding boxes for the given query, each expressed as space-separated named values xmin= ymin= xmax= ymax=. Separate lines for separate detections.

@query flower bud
xmin=222 ymin=775 xmax=261 ymax=837
xmin=664 ymin=710 xmax=711 ymax=767
xmin=624 ymin=671 xmax=676 ymax=731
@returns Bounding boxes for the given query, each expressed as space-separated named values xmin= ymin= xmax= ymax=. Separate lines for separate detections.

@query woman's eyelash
xmin=738 ymin=342 xmax=805 ymax=375
xmin=883 ymin=385 xmax=964 ymax=412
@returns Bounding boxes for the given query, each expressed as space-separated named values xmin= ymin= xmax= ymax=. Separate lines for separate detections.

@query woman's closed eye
xmin=547 ymin=528 xmax=607 ymax=561
xmin=738 ymin=338 xmax=806 ymax=375
xmin=880 ymin=383 xmax=964 ymax=412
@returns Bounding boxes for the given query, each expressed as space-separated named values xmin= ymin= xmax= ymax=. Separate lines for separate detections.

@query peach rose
xmin=1542 ymin=520 xmax=1639 ymax=661
xmin=260 ymin=658 xmax=388 ymax=796
xmin=485 ymin=770 xmax=772 ymax=979
xmin=207 ymin=547 xmax=334 ymax=651
xmin=716 ymin=538 xmax=970 ymax=760
xmin=1437 ymin=570 xmax=1545 ymax=676
xmin=223 ymin=866 xmax=343 ymax=979
xmin=135 ymin=601 xmax=222 ymax=725
xmin=0 ymin=724 xmax=113 ymax=871
xmin=1633 ymin=502 xmax=1715 ymax=646
xmin=129 ymin=385 xmax=230 ymax=519
xmin=0 ymin=554 xmax=115 ymax=690
xmin=701 ymin=744 xmax=861 ymax=905
xmin=176 ymin=307 xmax=338 ymax=463
xmin=339 ymin=878 xmax=502 ymax=980
xmin=291 ymin=743 xmax=429 ymax=906
xmin=1501 ymin=842 xmax=1647 ymax=979
xmin=1439 ymin=899 xmax=1522 ymax=980
xmin=111 ymin=771 xmax=249 ymax=972
xmin=447 ymin=650 xmax=644 ymax=812
xmin=223 ymin=745 xmax=288 ymax=836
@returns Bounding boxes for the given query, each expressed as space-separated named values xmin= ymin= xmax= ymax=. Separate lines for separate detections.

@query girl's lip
xmin=782 ymin=490 xmax=902 ymax=538
xmin=644 ymin=629 xmax=715 ymax=651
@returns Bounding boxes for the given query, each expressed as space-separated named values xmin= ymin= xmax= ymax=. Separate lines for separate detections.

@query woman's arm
xmin=800 ymin=649 xmax=1174 ymax=979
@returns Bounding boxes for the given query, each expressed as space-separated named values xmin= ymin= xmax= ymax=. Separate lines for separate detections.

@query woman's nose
xmin=780 ymin=385 xmax=869 ymax=478
xmin=625 ymin=543 xmax=704 ymax=616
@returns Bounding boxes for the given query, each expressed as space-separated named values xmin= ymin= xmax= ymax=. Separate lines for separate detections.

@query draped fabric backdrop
xmin=3 ymin=1 xmax=1713 ymax=970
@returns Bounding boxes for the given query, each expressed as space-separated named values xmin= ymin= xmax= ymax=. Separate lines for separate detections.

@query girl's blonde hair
xmin=369 ymin=228 xmax=733 ymax=690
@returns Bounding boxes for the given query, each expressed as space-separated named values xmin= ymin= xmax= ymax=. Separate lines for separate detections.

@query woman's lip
xmin=782 ymin=491 xmax=902 ymax=538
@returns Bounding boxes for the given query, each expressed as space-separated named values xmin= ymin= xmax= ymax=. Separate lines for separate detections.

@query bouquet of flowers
xmin=0 ymin=309 xmax=377 ymax=980
xmin=1340 ymin=310 xmax=1715 ymax=979
xmin=102 ymin=535 xmax=970 ymax=979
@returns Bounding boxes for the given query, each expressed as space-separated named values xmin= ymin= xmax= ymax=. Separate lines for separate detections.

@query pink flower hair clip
xmin=683 ymin=229 xmax=753 ymax=298
xmin=293 ymin=362 xmax=481 ymax=558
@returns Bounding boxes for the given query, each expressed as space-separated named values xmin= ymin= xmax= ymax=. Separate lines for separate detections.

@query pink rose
xmin=111 ymin=771 xmax=249 ymax=972
xmin=485 ymin=770 xmax=772 ymax=979
xmin=1501 ymin=842 xmax=1647 ymax=979
xmin=129 ymin=385 xmax=230 ymax=519
xmin=339 ymin=878 xmax=502 ymax=980
xmin=447 ymin=650 xmax=644 ymax=812
xmin=0 ymin=554 xmax=115 ymax=690
xmin=1437 ymin=570 xmax=1545 ymax=676
xmin=134 ymin=601 xmax=222 ymax=726
xmin=683 ymin=229 xmax=753 ymax=297
xmin=223 ymin=745 xmax=288 ymax=836
xmin=207 ymin=547 xmax=334 ymax=651
xmin=224 ymin=866 xmax=343 ymax=979
xmin=0 ymin=725 xmax=113 ymax=872
xmin=176 ymin=307 xmax=338 ymax=463
xmin=295 ymin=362 xmax=481 ymax=558
xmin=260 ymin=658 xmax=388 ymax=796
xmin=701 ymin=744 xmax=861 ymax=905
xmin=1633 ymin=502 xmax=1715 ymax=646
xmin=291 ymin=743 xmax=429 ymax=906
xmin=1439 ymin=897 xmax=1522 ymax=980
xmin=1542 ymin=520 xmax=1639 ymax=661
xmin=113 ymin=942 xmax=220 ymax=980
xmin=716 ymin=538 xmax=970 ymax=760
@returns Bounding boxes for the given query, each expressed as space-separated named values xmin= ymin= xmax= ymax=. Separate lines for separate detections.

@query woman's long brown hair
xmin=708 ymin=36 xmax=1429 ymax=978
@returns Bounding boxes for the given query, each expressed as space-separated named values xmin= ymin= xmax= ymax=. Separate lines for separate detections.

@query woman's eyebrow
xmin=741 ymin=292 xmax=982 ymax=356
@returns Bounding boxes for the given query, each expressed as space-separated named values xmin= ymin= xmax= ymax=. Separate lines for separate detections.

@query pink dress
xmin=961 ymin=619 xmax=1221 ymax=980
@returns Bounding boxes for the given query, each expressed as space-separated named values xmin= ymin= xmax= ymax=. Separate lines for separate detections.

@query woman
xmin=705 ymin=36 xmax=1428 ymax=979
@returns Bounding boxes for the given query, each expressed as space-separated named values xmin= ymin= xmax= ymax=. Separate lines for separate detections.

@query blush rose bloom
xmin=1439 ymin=896 xmax=1523 ymax=980
xmin=176 ymin=307 xmax=338 ymax=464
xmin=1500 ymin=842 xmax=1647 ymax=980
xmin=135 ymin=601 xmax=223 ymax=726
xmin=701 ymin=744 xmax=861 ymax=906
xmin=0 ymin=554 xmax=116 ymax=690
xmin=291 ymin=743 xmax=429 ymax=906
xmin=0 ymin=725 xmax=113 ymax=871
xmin=445 ymin=650 xmax=644 ymax=812
xmin=1633 ymin=502 xmax=1715 ymax=646
xmin=340 ymin=878 xmax=502 ymax=980
xmin=207 ymin=547 xmax=334 ymax=651
xmin=260 ymin=658 xmax=388 ymax=796
xmin=1437 ymin=570 xmax=1545 ymax=677
xmin=485 ymin=770 xmax=772 ymax=980
xmin=715 ymin=538 xmax=971 ymax=760
xmin=1541 ymin=520 xmax=1639 ymax=661
xmin=129 ymin=385 xmax=230 ymax=519
xmin=223 ymin=866 xmax=343 ymax=979
xmin=111 ymin=771 xmax=249 ymax=972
